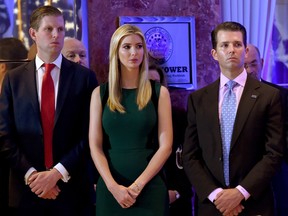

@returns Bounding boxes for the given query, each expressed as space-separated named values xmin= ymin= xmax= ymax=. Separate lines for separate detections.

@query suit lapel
xmin=230 ymin=77 xmax=261 ymax=149
xmin=204 ymin=79 xmax=223 ymax=147
xmin=203 ymin=79 xmax=227 ymax=182
xmin=206 ymin=79 xmax=221 ymax=127
xmin=25 ymin=60 xmax=41 ymax=119
xmin=55 ymin=58 xmax=74 ymax=124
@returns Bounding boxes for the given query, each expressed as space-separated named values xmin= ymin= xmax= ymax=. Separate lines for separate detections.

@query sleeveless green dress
xmin=95 ymin=83 xmax=169 ymax=216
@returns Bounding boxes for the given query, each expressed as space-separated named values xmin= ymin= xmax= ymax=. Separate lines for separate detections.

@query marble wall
xmin=87 ymin=0 xmax=222 ymax=110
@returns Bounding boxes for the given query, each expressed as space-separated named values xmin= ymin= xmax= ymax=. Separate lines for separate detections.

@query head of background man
xmin=244 ymin=44 xmax=264 ymax=80
xmin=0 ymin=37 xmax=28 ymax=91
xmin=61 ymin=37 xmax=89 ymax=68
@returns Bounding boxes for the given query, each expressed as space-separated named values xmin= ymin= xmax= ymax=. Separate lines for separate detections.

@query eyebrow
xmin=220 ymin=40 xmax=243 ymax=44
xmin=122 ymin=42 xmax=143 ymax=45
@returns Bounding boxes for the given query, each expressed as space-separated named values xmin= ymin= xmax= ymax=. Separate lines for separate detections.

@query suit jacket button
xmin=219 ymin=157 xmax=222 ymax=161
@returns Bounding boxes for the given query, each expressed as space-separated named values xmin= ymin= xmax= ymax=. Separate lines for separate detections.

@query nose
xmin=246 ymin=67 xmax=252 ymax=74
xmin=52 ymin=29 xmax=59 ymax=38
xmin=74 ymin=54 xmax=81 ymax=63
xmin=228 ymin=44 xmax=235 ymax=54
xmin=244 ymin=64 xmax=253 ymax=74
xmin=131 ymin=47 xmax=137 ymax=56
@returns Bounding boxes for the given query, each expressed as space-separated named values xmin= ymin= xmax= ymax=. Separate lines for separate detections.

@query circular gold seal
xmin=145 ymin=27 xmax=173 ymax=64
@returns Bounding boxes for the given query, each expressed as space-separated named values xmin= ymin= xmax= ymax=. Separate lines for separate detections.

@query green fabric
xmin=96 ymin=84 xmax=169 ymax=216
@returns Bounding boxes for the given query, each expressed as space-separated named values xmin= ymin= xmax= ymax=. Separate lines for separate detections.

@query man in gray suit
xmin=183 ymin=22 xmax=284 ymax=215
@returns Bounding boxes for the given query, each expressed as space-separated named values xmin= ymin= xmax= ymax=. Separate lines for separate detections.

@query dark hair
xmin=0 ymin=37 xmax=28 ymax=70
xmin=30 ymin=5 xmax=63 ymax=30
xmin=148 ymin=63 xmax=167 ymax=87
xmin=211 ymin=21 xmax=247 ymax=49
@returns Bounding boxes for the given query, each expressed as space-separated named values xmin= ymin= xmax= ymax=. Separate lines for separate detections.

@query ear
xmin=245 ymin=46 xmax=249 ymax=58
xmin=211 ymin=49 xmax=218 ymax=61
xmin=29 ymin=28 xmax=37 ymax=41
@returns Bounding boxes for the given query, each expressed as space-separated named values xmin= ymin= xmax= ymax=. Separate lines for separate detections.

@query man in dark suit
xmin=245 ymin=43 xmax=288 ymax=216
xmin=0 ymin=37 xmax=28 ymax=214
xmin=0 ymin=5 xmax=98 ymax=216
xmin=183 ymin=21 xmax=284 ymax=216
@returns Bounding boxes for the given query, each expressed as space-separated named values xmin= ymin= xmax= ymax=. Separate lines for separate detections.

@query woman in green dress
xmin=89 ymin=24 xmax=173 ymax=215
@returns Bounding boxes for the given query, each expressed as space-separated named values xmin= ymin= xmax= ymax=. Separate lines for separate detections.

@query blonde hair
xmin=107 ymin=24 xmax=151 ymax=113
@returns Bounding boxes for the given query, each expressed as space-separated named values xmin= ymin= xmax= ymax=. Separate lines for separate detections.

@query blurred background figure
xmin=61 ymin=36 xmax=98 ymax=214
xmin=0 ymin=37 xmax=28 ymax=91
xmin=148 ymin=63 xmax=194 ymax=216
xmin=148 ymin=63 xmax=168 ymax=87
xmin=244 ymin=44 xmax=263 ymax=80
xmin=0 ymin=37 xmax=28 ymax=215
xmin=245 ymin=43 xmax=288 ymax=216
xmin=62 ymin=37 xmax=89 ymax=68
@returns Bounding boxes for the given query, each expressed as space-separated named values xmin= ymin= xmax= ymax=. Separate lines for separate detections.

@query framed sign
xmin=119 ymin=16 xmax=197 ymax=90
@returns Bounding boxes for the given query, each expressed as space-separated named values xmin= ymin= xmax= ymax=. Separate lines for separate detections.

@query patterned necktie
xmin=221 ymin=80 xmax=237 ymax=186
xmin=41 ymin=63 xmax=55 ymax=169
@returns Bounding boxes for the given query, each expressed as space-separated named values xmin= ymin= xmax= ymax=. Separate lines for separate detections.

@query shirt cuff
xmin=54 ymin=163 xmax=70 ymax=182
xmin=208 ymin=188 xmax=223 ymax=202
xmin=236 ymin=185 xmax=250 ymax=200
xmin=24 ymin=167 xmax=37 ymax=185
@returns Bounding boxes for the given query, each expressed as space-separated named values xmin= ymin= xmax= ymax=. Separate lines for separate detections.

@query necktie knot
xmin=226 ymin=80 xmax=237 ymax=91
xmin=43 ymin=63 xmax=55 ymax=75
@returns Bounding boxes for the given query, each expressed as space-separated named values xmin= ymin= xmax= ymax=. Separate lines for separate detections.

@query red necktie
xmin=41 ymin=63 xmax=55 ymax=169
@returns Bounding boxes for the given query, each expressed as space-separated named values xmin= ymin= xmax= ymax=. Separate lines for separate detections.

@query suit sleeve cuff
xmin=208 ymin=188 xmax=223 ymax=202
xmin=54 ymin=163 xmax=70 ymax=182
xmin=236 ymin=185 xmax=250 ymax=200
xmin=24 ymin=167 xmax=37 ymax=185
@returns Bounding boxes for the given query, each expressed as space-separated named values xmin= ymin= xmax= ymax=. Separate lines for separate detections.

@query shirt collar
xmin=220 ymin=69 xmax=247 ymax=88
xmin=35 ymin=54 xmax=62 ymax=70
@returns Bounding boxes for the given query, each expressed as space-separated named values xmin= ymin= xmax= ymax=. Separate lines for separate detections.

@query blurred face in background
xmin=62 ymin=37 xmax=89 ymax=68
xmin=244 ymin=44 xmax=263 ymax=80
xmin=148 ymin=69 xmax=161 ymax=82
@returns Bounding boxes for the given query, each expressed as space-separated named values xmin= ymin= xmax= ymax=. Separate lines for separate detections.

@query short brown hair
xmin=30 ymin=5 xmax=63 ymax=30
xmin=211 ymin=21 xmax=247 ymax=49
